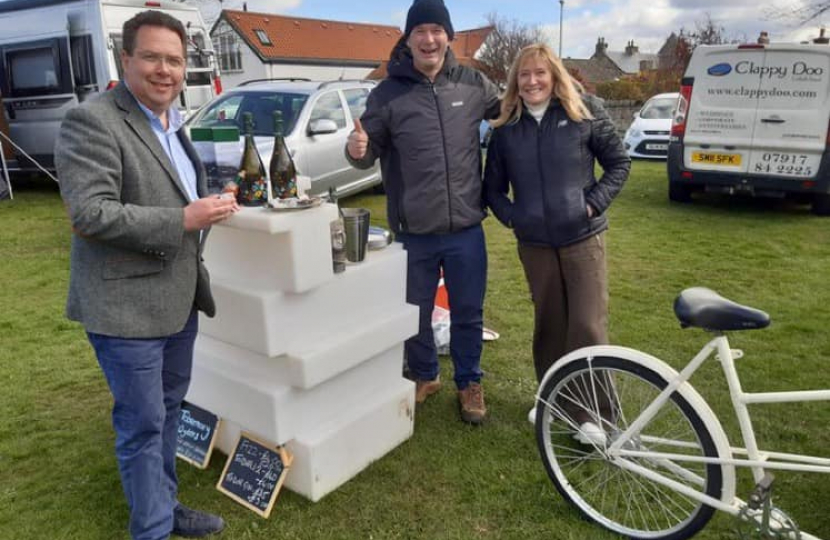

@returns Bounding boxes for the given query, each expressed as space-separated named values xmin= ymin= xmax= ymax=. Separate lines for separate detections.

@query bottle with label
xmin=233 ymin=112 xmax=268 ymax=206
xmin=269 ymin=110 xmax=298 ymax=199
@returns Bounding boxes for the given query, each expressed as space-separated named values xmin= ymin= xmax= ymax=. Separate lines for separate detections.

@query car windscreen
xmin=191 ymin=91 xmax=308 ymax=136
xmin=640 ymin=97 xmax=676 ymax=120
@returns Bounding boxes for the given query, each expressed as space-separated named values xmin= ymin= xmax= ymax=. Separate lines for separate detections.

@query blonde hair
xmin=491 ymin=43 xmax=592 ymax=128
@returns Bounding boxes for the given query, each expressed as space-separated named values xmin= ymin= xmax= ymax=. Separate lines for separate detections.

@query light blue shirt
xmin=127 ymin=85 xmax=199 ymax=202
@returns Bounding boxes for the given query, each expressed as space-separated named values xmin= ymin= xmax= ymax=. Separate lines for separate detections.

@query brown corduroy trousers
xmin=518 ymin=233 xmax=609 ymax=383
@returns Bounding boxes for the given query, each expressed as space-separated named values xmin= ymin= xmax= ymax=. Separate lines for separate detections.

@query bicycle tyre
xmin=536 ymin=355 xmax=723 ymax=540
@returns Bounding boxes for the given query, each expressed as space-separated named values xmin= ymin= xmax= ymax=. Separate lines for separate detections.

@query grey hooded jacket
xmin=347 ymin=43 xmax=500 ymax=235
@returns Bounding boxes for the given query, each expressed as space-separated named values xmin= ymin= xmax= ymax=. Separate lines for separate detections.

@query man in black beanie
xmin=347 ymin=0 xmax=499 ymax=425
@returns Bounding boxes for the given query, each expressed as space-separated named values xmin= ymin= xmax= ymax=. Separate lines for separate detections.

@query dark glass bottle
xmin=269 ymin=110 xmax=298 ymax=199
xmin=234 ymin=112 xmax=268 ymax=206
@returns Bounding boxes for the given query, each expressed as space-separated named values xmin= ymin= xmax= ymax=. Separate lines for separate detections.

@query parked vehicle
xmin=0 ymin=0 xmax=219 ymax=173
xmin=186 ymin=79 xmax=382 ymax=199
xmin=623 ymin=92 xmax=678 ymax=159
xmin=668 ymin=38 xmax=830 ymax=214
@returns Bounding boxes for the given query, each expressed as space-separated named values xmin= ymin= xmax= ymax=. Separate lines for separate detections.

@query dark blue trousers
xmin=87 ymin=311 xmax=198 ymax=540
xmin=397 ymin=224 xmax=486 ymax=390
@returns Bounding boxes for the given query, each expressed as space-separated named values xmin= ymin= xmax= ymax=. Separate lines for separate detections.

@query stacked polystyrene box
xmin=186 ymin=204 xmax=418 ymax=501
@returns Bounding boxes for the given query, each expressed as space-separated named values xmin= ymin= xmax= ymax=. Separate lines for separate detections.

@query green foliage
xmin=2 ymin=167 xmax=830 ymax=539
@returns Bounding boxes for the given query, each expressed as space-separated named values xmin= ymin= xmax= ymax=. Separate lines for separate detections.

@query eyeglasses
xmin=134 ymin=51 xmax=186 ymax=70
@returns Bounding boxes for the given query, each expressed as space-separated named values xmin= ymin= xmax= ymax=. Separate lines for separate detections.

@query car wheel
xmin=811 ymin=192 xmax=830 ymax=216
xmin=669 ymin=181 xmax=693 ymax=203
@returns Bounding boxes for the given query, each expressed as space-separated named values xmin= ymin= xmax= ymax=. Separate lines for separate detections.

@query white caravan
xmin=668 ymin=37 xmax=830 ymax=214
xmin=0 ymin=0 xmax=219 ymax=173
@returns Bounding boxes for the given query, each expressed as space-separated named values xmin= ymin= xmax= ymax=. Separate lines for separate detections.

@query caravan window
xmin=1 ymin=38 xmax=73 ymax=98
xmin=11 ymin=48 xmax=59 ymax=91
xmin=70 ymin=35 xmax=96 ymax=87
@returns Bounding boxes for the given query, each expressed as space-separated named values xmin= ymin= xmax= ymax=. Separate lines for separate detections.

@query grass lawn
xmin=1 ymin=162 xmax=829 ymax=540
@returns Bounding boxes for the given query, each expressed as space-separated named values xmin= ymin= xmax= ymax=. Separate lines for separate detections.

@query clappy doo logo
xmin=735 ymin=61 xmax=788 ymax=79
xmin=707 ymin=63 xmax=732 ymax=77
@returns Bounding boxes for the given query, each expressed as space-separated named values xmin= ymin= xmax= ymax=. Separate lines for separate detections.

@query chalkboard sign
xmin=176 ymin=401 xmax=220 ymax=469
xmin=216 ymin=432 xmax=293 ymax=518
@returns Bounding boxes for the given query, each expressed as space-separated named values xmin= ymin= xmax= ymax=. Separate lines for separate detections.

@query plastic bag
xmin=431 ymin=305 xmax=451 ymax=356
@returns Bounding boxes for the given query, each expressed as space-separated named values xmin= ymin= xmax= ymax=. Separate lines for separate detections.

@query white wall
xmin=220 ymin=45 xmax=267 ymax=89
xmin=265 ymin=64 xmax=374 ymax=83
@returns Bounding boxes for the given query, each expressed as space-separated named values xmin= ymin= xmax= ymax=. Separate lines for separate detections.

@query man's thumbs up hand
xmin=347 ymin=118 xmax=369 ymax=160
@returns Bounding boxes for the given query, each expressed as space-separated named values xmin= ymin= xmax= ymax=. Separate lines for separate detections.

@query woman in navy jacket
xmin=483 ymin=44 xmax=630 ymax=436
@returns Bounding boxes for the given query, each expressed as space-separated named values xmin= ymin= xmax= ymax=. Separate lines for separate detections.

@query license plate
xmin=692 ymin=152 xmax=742 ymax=166
xmin=646 ymin=143 xmax=668 ymax=151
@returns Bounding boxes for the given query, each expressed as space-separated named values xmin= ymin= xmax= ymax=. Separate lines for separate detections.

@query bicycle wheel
xmin=536 ymin=355 xmax=723 ymax=540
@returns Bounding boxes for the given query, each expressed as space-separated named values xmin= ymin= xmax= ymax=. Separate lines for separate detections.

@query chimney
xmin=814 ymin=28 xmax=829 ymax=45
xmin=757 ymin=31 xmax=770 ymax=44
xmin=625 ymin=40 xmax=639 ymax=56
xmin=594 ymin=37 xmax=608 ymax=57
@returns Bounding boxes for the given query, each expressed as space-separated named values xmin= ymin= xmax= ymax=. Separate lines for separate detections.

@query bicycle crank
xmin=735 ymin=473 xmax=801 ymax=540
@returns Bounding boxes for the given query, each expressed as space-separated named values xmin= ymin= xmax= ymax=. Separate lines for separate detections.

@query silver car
xmin=186 ymin=79 xmax=381 ymax=198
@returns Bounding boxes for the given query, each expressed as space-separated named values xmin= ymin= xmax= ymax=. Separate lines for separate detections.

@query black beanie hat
xmin=405 ymin=0 xmax=454 ymax=40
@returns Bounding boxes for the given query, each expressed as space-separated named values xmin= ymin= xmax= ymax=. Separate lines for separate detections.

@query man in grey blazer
xmin=56 ymin=11 xmax=237 ymax=540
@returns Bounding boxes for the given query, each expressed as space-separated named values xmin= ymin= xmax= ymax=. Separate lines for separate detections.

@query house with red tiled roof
xmin=211 ymin=9 xmax=493 ymax=88
xmin=211 ymin=9 xmax=404 ymax=89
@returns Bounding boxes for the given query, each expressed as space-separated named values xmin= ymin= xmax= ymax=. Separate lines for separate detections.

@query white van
xmin=668 ymin=39 xmax=830 ymax=215
xmin=0 ymin=0 xmax=219 ymax=173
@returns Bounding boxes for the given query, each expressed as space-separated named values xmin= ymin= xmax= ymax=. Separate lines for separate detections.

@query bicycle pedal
xmin=748 ymin=472 xmax=775 ymax=510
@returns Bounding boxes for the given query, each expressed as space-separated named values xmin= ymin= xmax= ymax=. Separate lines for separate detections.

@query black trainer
xmin=172 ymin=504 xmax=225 ymax=538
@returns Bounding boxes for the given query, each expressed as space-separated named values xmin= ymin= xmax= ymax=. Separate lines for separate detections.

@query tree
xmin=182 ymin=0 xmax=237 ymax=26
xmin=476 ymin=13 xmax=548 ymax=87
xmin=766 ymin=1 xmax=830 ymax=24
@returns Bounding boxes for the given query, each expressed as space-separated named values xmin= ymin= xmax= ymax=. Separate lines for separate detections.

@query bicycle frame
xmin=604 ymin=334 xmax=830 ymax=536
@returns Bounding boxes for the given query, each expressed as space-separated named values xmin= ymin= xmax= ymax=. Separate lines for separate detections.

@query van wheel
xmin=669 ymin=182 xmax=692 ymax=203
xmin=812 ymin=193 xmax=830 ymax=216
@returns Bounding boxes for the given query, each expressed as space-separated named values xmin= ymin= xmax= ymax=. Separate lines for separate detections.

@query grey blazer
xmin=56 ymin=83 xmax=215 ymax=338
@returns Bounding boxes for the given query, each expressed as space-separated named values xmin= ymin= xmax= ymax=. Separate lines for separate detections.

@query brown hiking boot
xmin=458 ymin=382 xmax=487 ymax=424
xmin=415 ymin=376 xmax=441 ymax=404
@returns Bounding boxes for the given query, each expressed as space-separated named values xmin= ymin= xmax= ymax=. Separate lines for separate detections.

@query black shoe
xmin=172 ymin=504 xmax=225 ymax=538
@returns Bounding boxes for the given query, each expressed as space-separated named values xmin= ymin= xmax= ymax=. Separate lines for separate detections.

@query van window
xmin=187 ymin=32 xmax=209 ymax=69
xmin=342 ymin=88 xmax=369 ymax=120
xmin=309 ymin=92 xmax=346 ymax=129
xmin=70 ymin=35 xmax=96 ymax=87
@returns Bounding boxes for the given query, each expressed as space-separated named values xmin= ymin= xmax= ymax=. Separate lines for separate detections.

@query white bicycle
xmin=533 ymin=287 xmax=830 ymax=540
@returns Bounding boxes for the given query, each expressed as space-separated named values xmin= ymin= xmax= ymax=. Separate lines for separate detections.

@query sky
xmin=202 ymin=0 xmax=828 ymax=59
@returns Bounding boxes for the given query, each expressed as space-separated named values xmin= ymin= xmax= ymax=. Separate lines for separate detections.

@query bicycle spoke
xmin=536 ymin=359 xmax=722 ymax=539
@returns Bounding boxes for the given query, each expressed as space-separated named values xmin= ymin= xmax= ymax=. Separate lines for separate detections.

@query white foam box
xmin=214 ymin=378 xmax=415 ymax=502
xmin=203 ymin=203 xmax=339 ymax=294
xmin=188 ymin=336 xmax=413 ymax=444
xmin=199 ymin=244 xmax=410 ymax=358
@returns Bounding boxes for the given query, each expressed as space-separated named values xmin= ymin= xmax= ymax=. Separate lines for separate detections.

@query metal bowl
xmin=367 ymin=226 xmax=393 ymax=250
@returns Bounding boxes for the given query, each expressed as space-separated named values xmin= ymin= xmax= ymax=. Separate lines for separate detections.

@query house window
xmin=253 ymin=29 xmax=272 ymax=46
xmin=213 ymin=30 xmax=243 ymax=73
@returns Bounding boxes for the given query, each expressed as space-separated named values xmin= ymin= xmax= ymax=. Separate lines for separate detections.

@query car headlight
xmin=627 ymin=129 xmax=641 ymax=138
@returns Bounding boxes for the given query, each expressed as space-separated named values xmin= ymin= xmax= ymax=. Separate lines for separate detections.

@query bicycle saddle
xmin=673 ymin=287 xmax=770 ymax=331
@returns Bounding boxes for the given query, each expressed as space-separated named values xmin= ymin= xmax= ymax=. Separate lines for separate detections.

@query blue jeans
xmin=397 ymin=224 xmax=487 ymax=389
xmin=88 ymin=311 xmax=198 ymax=540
